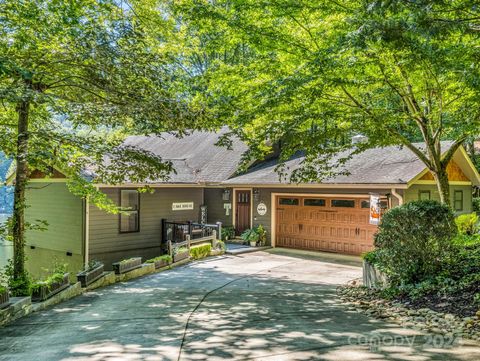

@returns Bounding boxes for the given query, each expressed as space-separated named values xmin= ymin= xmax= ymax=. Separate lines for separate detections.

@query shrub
xmin=173 ymin=246 xmax=189 ymax=255
xmin=452 ymin=233 xmax=480 ymax=247
xmin=455 ymin=212 xmax=479 ymax=235
xmin=189 ymin=244 xmax=212 ymax=260
xmin=84 ymin=259 xmax=103 ymax=272
xmin=215 ymin=240 xmax=226 ymax=251
xmin=221 ymin=227 xmax=235 ymax=241
xmin=373 ymin=200 xmax=457 ymax=286
xmin=362 ymin=250 xmax=379 ymax=265
xmin=473 ymin=197 xmax=480 ymax=213
xmin=1 ymin=260 xmax=31 ymax=296
xmin=146 ymin=255 xmax=172 ymax=264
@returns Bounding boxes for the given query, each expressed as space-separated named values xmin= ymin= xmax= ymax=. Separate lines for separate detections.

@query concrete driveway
xmin=1 ymin=249 xmax=479 ymax=361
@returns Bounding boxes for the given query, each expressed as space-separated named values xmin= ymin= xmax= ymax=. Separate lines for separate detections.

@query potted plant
xmin=0 ymin=285 xmax=9 ymax=309
xmin=221 ymin=227 xmax=235 ymax=242
xmin=112 ymin=257 xmax=142 ymax=275
xmin=241 ymin=225 xmax=268 ymax=247
xmin=241 ymin=228 xmax=260 ymax=247
xmin=173 ymin=246 xmax=190 ymax=263
xmin=255 ymin=225 xmax=267 ymax=246
xmin=76 ymin=260 xmax=104 ymax=287
xmin=31 ymin=272 xmax=70 ymax=302
xmin=146 ymin=255 xmax=172 ymax=269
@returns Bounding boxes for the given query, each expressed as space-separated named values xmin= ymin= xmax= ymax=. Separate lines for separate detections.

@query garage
xmin=275 ymin=195 xmax=382 ymax=255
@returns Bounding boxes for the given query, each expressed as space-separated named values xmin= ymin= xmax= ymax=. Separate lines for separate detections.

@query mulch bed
xmin=398 ymin=283 xmax=480 ymax=318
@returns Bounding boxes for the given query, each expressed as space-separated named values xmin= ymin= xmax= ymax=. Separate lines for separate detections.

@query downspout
xmin=84 ymin=195 xmax=90 ymax=266
xmin=391 ymin=188 xmax=403 ymax=206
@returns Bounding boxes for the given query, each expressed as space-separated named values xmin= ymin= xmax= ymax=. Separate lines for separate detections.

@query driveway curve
xmin=0 ymin=249 xmax=479 ymax=361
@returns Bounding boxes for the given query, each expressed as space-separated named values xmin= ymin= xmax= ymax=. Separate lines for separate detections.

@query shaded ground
xmin=1 ymin=249 xmax=479 ymax=360
xmin=399 ymin=282 xmax=480 ymax=318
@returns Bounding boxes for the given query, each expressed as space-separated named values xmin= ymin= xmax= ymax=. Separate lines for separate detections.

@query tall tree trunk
xmin=432 ymin=166 xmax=450 ymax=205
xmin=12 ymin=100 xmax=29 ymax=284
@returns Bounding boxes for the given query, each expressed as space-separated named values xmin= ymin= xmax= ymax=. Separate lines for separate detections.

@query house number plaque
xmin=172 ymin=202 xmax=194 ymax=211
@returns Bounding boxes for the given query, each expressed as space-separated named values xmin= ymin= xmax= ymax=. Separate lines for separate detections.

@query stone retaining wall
xmin=363 ymin=260 xmax=388 ymax=289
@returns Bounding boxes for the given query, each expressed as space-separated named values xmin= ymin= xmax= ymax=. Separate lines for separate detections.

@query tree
xmin=0 ymin=0 xmax=200 ymax=295
xmin=173 ymin=0 xmax=480 ymax=204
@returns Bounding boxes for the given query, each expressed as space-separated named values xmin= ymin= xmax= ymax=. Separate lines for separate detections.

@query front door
xmin=235 ymin=190 xmax=251 ymax=235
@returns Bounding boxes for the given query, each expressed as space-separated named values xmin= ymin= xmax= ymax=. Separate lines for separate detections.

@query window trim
xmin=454 ymin=190 xmax=464 ymax=211
xmin=418 ymin=190 xmax=431 ymax=201
xmin=118 ymin=189 xmax=140 ymax=234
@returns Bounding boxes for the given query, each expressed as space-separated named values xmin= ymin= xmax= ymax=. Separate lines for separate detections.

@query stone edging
xmin=338 ymin=285 xmax=480 ymax=341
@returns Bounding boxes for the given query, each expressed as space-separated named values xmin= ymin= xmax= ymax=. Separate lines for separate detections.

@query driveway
xmin=1 ymin=249 xmax=479 ymax=361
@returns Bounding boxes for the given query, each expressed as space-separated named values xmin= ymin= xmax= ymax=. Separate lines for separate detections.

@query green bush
xmin=215 ymin=240 xmax=226 ymax=251
xmin=221 ymin=226 xmax=235 ymax=241
xmin=373 ymin=200 xmax=457 ymax=286
xmin=455 ymin=212 xmax=479 ymax=235
xmin=473 ymin=197 xmax=480 ymax=213
xmin=1 ymin=260 xmax=31 ymax=296
xmin=146 ymin=255 xmax=172 ymax=264
xmin=189 ymin=244 xmax=212 ymax=260
xmin=173 ymin=246 xmax=189 ymax=255
xmin=362 ymin=250 xmax=379 ymax=265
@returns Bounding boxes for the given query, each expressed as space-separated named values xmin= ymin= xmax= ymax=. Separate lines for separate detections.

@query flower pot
xmin=173 ymin=251 xmax=190 ymax=263
xmin=112 ymin=257 xmax=142 ymax=275
xmin=0 ymin=288 xmax=9 ymax=309
xmin=250 ymin=241 xmax=257 ymax=247
xmin=77 ymin=263 xmax=105 ymax=287
xmin=32 ymin=273 xmax=70 ymax=302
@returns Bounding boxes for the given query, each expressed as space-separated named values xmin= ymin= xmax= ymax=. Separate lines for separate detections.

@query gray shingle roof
xmin=224 ymin=142 xmax=454 ymax=185
xmin=121 ymin=127 xmax=248 ymax=184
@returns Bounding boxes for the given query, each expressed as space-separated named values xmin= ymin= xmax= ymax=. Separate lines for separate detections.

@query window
xmin=361 ymin=200 xmax=370 ymax=209
xmin=279 ymin=197 xmax=299 ymax=206
xmin=331 ymin=199 xmax=355 ymax=208
xmin=119 ymin=190 xmax=139 ymax=233
xmin=454 ymin=190 xmax=464 ymax=211
xmin=304 ymin=198 xmax=326 ymax=207
xmin=419 ymin=190 xmax=431 ymax=201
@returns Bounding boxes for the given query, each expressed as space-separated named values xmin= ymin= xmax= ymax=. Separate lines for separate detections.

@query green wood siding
xmin=204 ymin=188 xmax=233 ymax=226
xmin=405 ymin=184 xmax=473 ymax=214
xmin=89 ymin=187 xmax=203 ymax=268
xmin=25 ymin=182 xmax=84 ymax=278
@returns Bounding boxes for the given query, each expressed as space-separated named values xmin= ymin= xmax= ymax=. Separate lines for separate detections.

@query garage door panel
xmin=276 ymin=195 xmax=378 ymax=255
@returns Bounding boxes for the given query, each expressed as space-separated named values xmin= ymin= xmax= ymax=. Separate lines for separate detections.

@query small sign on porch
xmin=172 ymin=202 xmax=194 ymax=211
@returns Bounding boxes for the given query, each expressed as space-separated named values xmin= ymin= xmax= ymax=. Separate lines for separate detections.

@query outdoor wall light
xmin=222 ymin=189 xmax=231 ymax=201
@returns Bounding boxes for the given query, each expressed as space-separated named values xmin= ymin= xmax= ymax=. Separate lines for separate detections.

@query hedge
xmin=189 ymin=244 xmax=212 ymax=260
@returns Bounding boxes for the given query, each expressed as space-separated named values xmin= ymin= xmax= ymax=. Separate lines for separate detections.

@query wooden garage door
xmin=275 ymin=196 xmax=379 ymax=255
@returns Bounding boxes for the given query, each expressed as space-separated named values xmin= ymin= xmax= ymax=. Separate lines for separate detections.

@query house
xmin=9 ymin=129 xmax=480 ymax=278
